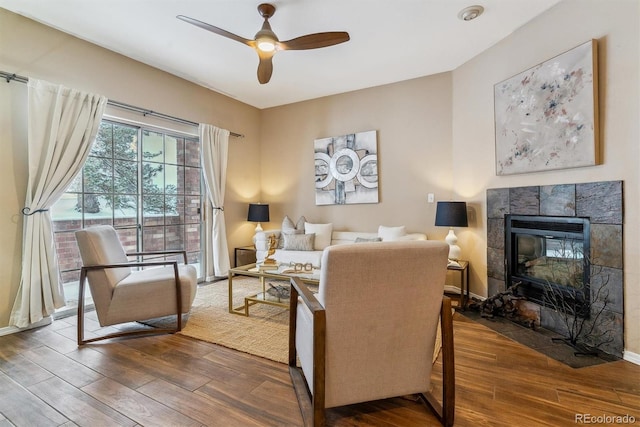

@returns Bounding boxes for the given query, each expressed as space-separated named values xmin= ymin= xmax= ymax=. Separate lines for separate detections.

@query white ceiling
xmin=0 ymin=0 xmax=561 ymax=109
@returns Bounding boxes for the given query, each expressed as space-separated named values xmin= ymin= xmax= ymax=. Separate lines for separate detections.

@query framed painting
xmin=314 ymin=130 xmax=378 ymax=205
xmin=494 ymin=40 xmax=599 ymax=175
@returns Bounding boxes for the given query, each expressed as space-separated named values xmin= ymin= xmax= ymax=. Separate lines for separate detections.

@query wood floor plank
xmin=88 ymin=340 xmax=212 ymax=391
xmin=21 ymin=346 xmax=104 ymax=388
xmin=0 ymin=353 xmax=53 ymax=388
xmin=138 ymin=378 xmax=267 ymax=427
xmin=65 ymin=346 xmax=155 ymax=389
xmin=28 ymin=377 xmax=137 ymax=427
xmin=0 ymin=371 xmax=69 ymax=426
xmin=82 ymin=377 xmax=201 ymax=427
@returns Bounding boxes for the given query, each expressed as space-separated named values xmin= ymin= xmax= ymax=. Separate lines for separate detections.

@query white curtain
xmin=10 ymin=79 xmax=107 ymax=328
xmin=200 ymin=124 xmax=231 ymax=279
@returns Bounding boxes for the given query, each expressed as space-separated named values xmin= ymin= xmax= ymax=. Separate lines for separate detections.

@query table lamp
xmin=247 ymin=203 xmax=269 ymax=232
xmin=435 ymin=201 xmax=468 ymax=261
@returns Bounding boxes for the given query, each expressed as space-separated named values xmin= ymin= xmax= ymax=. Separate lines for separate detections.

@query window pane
xmin=186 ymin=223 xmax=200 ymax=252
xmin=84 ymin=194 xmax=113 ymax=225
xmin=165 ymin=164 xmax=178 ymax=194
xmin=114 ymin=195 xmax=138 ymax=226
xmin=51 ymin=193 xmax=82 ymax=225
xmin=142 ymin=130 xmax=164 ymax=163
xmin=67 ymin=173 xmax=82 ymax=193
xmin=84 ymin=157 xmax=113 ymax=194
xmin=166 ymin=225 xmax=185 ymax=250
xmin=165 ymin=135 xmax=178 ymax=165
xmin=185 ymin=196 xmax=200 ymax=223
xmin=165 ymin=195 xmax=183 ymax=225
xmin=176 ymin=137 xmax=185 ymax=165
xmin=143 ymin=225 xmax=164 ymax=252
xmin=114 ymin=160 xmax=138 ymax=194
xmin=117 ymin=228 xmax=138 ymax=253
xmin=113 ymin=124 xmax=138 ymax=161
xmin=143 ymin=195 xmax=164 ymax=226
xmin=142 ymin=161 xmax=164 ymax=194
xmin=91 ymin=122 xmax=113 ymax=158
xmin=185 ymin=166 xmax=200 ymax=195
xmin=185 ymin=138 xmax=200 ymax=167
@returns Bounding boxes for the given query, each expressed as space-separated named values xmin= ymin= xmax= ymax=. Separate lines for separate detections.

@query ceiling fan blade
xmin=257 ymin=50 xmax=275 ymax=84
xmin=279 ymin=32 xmax=350 ymax=50
xmin=176 ymin=15 xmax=254 ymax=47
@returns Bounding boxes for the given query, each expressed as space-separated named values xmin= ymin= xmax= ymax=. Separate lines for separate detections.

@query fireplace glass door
xmin=506 ymin=215 xmax=590 ymax=311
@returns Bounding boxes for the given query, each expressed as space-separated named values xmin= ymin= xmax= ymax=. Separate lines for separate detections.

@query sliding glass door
xmin=51 ymin=119 xmax=203 ymax=310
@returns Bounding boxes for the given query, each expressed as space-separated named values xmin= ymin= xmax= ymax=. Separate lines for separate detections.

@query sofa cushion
xmin=355 ymin=236 xmax=383 ymax=243
xmin=283 ymin=233 xmax=315 ymax=251
xmin=378 ymin=225 xmax=407 ymax=241
xmin=305 ymin=222 xmax=333 ymax=250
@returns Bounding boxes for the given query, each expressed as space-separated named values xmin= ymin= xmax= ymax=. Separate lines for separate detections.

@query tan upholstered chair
xmin=75 ymin=225 xmax=197 ymax=345
xmin=288 ymin=240 xmax=455 ymax=426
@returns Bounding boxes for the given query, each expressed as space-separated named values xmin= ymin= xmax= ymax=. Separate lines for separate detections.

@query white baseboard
xmin=0 ymin=317 xmax=52 ymax=337
xmin=623 ymin=350 xmax=640 ymax=366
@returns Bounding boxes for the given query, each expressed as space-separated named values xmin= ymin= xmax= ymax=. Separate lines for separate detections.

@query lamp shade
xmin=435 ymin=201 xmax=468 ymax=227
xmin=247 ymin=203 xmax=270 ymax=223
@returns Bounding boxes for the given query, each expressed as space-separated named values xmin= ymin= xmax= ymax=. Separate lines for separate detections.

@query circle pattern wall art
xmin=314 ymin=130 xmax=378 ymax=205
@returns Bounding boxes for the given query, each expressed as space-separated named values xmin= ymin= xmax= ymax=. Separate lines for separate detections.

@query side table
xmin=446 ymin=260 xmax=469 ymax=310
xmin=234 ymin=246 xmax=257 ymax=267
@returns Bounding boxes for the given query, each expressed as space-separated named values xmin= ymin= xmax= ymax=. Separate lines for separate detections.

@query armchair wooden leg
xmin=77 ymin=268 xmax=88 ymax=345
xmin=421 ymin=296 xmax=455 ymax=426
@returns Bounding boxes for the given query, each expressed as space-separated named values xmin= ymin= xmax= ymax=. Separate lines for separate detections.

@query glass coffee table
xmin=228 ymin=263 xmax=320 ymax=316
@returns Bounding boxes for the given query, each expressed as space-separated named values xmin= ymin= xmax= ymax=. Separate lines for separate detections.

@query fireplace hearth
xmin=487 ymin=181 xmax=624 ymax=358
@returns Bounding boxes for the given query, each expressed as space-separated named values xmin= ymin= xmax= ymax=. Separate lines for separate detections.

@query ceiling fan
xmin=177 ymin=3 xmax=350 ymax=84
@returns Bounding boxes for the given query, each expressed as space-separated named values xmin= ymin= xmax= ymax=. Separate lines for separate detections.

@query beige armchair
xmin=288 ymin=240 xmax=454 ymax=426
xmin=75 ymin=225 xmax=197 ymax=345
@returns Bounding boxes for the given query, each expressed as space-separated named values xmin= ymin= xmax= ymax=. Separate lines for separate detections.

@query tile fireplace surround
xmin=486 ymin=180 xmax=623 ymax=357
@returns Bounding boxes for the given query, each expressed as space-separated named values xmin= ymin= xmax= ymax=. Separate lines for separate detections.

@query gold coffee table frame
xmin=228 ymin=263 xmax=320 ymax=316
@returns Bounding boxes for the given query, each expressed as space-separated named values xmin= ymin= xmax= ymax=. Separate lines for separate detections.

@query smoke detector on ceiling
xmin=458 ymin=5 xmax=484 ymax=21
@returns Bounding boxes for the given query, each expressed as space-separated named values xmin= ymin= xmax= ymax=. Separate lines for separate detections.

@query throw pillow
xmin=354 ymin=237 xmax=382 ymax=243
xmin=378 ymin=225 xmax=407 ymax=241
xmin=305 ymin=222 xmax=333 ymax=250
xmin=282 ymin=215 xmax=306 ymax=234
xmin=281 ymin=215 xmax=307 ymax=248
xmin=283 ymin=233 xmax=315 ymax=251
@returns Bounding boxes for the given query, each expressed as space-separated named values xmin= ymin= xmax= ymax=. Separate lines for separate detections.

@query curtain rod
xmin=1 ymin=71 xmax=244 ymax=138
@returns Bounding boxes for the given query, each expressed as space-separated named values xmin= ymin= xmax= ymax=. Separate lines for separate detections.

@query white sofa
xmin=255 ymin=227 xmax=427 ymax=268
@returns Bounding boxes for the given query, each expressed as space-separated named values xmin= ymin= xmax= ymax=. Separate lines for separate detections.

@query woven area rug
xmin=175 ymin=277 xmax=443 ymax=365
xmin=179 ymin=277 xmax=290 ymax=364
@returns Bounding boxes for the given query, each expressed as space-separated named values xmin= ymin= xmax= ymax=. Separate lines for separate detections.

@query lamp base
xmin=445 ymin=229 xmax=461 ymax=260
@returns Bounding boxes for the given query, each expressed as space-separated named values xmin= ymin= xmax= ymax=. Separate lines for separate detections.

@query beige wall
xmin=0 ymin=9 xmax=261 ymax=327
xmin=259 ymin=72 xmax=454 ymax=233
xmin=452 ymin=0 xmax=639 ymax=356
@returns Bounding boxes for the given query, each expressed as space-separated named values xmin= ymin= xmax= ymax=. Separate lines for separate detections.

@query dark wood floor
xmin=1 ymin=311 xmax=639 ymax=426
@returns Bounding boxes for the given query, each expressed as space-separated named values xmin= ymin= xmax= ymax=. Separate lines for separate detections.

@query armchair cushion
xmin=106 ymin=264 xmax=197 ymax=325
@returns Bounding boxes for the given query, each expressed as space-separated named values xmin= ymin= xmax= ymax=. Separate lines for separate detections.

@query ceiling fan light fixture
xmin=458 ymin=5 xmax=484 ymax=21
xmin=257 ymin=38 xmax=276 ymax=52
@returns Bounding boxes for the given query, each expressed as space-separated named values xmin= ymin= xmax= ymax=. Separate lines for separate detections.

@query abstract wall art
xmin=494 ymin=40 xmax=599 ymax=175
xmin=314 ymin=130 xmax=378 ymax=205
